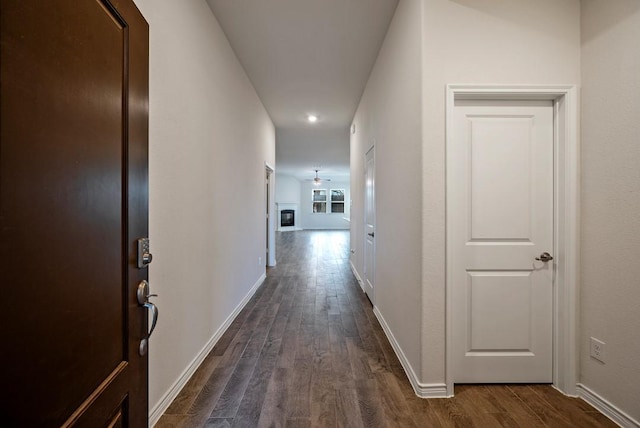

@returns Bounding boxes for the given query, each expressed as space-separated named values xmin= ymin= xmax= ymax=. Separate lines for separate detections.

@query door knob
xmin=535 ymin=252 xmax=554 ymax=262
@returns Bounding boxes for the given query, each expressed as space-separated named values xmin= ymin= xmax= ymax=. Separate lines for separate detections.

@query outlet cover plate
xmin=590 ymin=337 xmax=606 ymax=363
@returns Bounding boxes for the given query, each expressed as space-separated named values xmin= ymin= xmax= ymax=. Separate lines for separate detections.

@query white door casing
xmin=364 ymin=146 xmax=375 ymax=300
xmin=445 ymin=85 xmax=579 ymax=396
xmin=266 ymin=168 xmax=270 ymax=266
xmin=451 ymin=99 xmax=554 ymax=382
xmin=265 ymin=162 xmax=276 ymax=266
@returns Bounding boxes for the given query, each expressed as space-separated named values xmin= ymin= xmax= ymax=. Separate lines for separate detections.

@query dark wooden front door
xmin=0 ymin=0 xmax=149 ymax=426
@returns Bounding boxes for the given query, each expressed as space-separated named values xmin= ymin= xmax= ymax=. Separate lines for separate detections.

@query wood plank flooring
xmin=156 ymin=230 xmax=616 ymax=428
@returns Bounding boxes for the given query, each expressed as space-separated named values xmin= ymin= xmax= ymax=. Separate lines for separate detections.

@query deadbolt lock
xmin=137 ymin=238 xmax=153 ymax=268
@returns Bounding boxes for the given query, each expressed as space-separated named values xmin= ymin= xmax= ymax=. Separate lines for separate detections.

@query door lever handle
xmin=137 ymin=280 xmax=159 ymax=356
xmin=143 ymin=301 xmax=159 ymax=338
xmin=535 ymin=252 xmax=553 ymax=262
xmin=368 ymin=232 xmax=375 ymax=238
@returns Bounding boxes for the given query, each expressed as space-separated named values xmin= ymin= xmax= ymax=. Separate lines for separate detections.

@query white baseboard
xmin=349 ymin=260 xmax=365 ymax=293
xmin=372 ymin=307 xmax=448 ymax=398
xmin=149 ymin=273 xmax=266 ymax=426
xmin=577 ymin=383 xmax=639 ymax=428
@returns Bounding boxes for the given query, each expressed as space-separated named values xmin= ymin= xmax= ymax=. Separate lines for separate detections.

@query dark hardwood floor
xmin=156 ymin=230 xmax=615 ymax=427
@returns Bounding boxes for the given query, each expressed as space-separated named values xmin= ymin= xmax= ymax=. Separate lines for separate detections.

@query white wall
xmin=350 ymin=0 xmax=423 ymax=376
xmin=299 ymin=181 xmax=350 ymax=230
xmin=353 ymin=0 xmax=581 ymax=392
xmin=132 ymin=0 xmax=275 ymax=417
xmin=581 ymin=0 xmax=640 ymax=422
xmin=274 ymin=173 xmax=301 ymax=230
xmin=274 ymin=173 xmax=301 ymax=205
xmin=420 ymin=0 xmax=580 ymax=385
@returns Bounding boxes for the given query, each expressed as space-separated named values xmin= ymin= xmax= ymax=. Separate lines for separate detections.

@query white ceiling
xmin=276 ymin=128 xmax=350 ymax=181
xmin=206 ymin=0 xmax=399 ymax=181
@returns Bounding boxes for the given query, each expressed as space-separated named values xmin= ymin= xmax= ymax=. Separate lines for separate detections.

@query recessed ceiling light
xmin=307 ymin=114 xmax=318 ymax=123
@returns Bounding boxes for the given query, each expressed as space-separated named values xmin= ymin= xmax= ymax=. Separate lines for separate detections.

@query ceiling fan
xmin=305 ymin=169 xmax=331 ymax=185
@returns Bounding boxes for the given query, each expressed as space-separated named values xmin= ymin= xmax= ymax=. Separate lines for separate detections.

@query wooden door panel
xmin=118 ymin=0 xmax=151 ymax=422
xmin=0 ymin=0 xmax=149 ymax=425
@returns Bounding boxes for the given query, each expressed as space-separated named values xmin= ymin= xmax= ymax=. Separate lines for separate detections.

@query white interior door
xmin=364 ymin=146 xmax=375 ymax=300
xmin=451 ymin=99 xmax=554 ymax=383
xmin=265 ymin=168 xmax=270 ymax=266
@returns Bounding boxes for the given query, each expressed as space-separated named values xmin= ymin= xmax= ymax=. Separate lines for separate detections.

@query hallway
xmin=156 ymin=231 xmax=614 ymax=427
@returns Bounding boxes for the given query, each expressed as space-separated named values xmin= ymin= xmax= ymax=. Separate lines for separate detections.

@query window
xmin=312 ymin=188 xmax=345 ymax=214
xmin=330 ymin=189 xmax=345 ymax=213
xmin=312 ymin=189 xmax=327 ymax=213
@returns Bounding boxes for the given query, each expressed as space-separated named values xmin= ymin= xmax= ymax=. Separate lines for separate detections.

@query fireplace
xmin=281 ymin=209 xmax=295 ymax=227
xmin=276 ymin=203 xmax=298 ymax=231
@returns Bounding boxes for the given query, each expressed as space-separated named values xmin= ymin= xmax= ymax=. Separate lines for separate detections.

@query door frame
xmin=363 ymin=144 xmax=376 ymax=300
xmin=265 ymin=162 xmax=276 ymax=266
xmin=445 ymin=85 xmax=579 ymax=396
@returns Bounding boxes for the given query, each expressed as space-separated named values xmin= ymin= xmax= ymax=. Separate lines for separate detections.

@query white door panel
xmin=451 ymin=100 xmax=554 ymax=383
xmin=364 ymin=147 xmax=375 ymax=300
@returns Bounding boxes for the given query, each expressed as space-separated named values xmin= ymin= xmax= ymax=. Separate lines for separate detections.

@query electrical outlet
xmin=258 ymin=256 xmax=262 ymax=266
xmin=590 ymin=337 xmax=606 ymax=363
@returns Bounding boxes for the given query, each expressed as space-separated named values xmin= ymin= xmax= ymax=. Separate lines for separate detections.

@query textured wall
xmin=420 ymin=0 xmax=581 ymax=383
xmin=133 ymin=0 xmax=276 ymax=414
xmin=350 ymin=0 xmax=423 ymax=376
xmin=274 ymin=174 xmax=301 ymax=206
xmin=581 ymin=0 xmax=640 ymax=421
